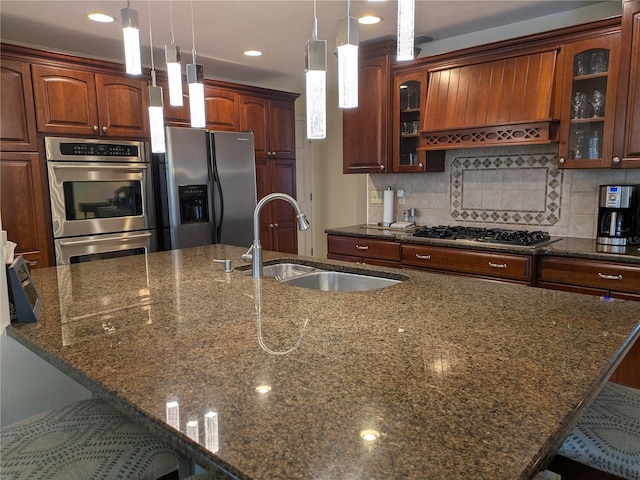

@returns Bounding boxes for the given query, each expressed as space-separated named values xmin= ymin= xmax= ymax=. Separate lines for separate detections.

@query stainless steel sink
xmin=262 ymin=263 xmax=317 ymax=280
xmin=281 ymin=270 xmax=402 ymax=292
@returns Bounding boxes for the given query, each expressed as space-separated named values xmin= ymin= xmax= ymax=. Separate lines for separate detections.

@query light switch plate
xmin=370 ymin=191 xmax=383 ymax=204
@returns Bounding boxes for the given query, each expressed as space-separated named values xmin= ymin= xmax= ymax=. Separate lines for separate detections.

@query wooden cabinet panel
xmin=239 ymin=95 xmax=269 ymax=157
xmin=537 ymin=256 xmax=640 ymax=294
xmin=613 ymin=0 xmax=640 ymax=168
xmin=96 ymin=73 xmax=148 ymax=138
xmin=328 ymin=235 xmax=401 ymax=261
xmin=402 ymin=244 xmax=532 ymax=283
xmin=268 ymin=100 xmax=295 ymax=158
xmin=32 ymin=65 xmax=148 ymax=138
xmin=204 ymin=87 xmax=239 ymax=131
xmin=613 ymin=337 xmax=640 ymax=389
xmin=162 ymin=85 xmax=191 ymax=126
xmin=343 ymin=42 xmax=393 ymax=173
xmin=32 ymin=64 xmax=98 ymax=136
xmin=0 ymin=152 xmax=52 ymax=267
xmin=0 ymin=59 xmax=37 ymax=151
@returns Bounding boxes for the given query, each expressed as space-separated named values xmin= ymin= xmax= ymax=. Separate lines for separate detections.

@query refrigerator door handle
xmin=211 ymin=158 xmax=224 ymax=244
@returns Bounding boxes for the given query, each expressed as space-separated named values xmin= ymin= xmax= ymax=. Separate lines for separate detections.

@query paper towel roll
xmin=382 ymin=188 xmax=394 ymax=226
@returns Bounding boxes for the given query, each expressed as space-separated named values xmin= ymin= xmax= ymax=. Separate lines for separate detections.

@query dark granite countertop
xmin=7 ymin=245 xmax=640 ymax=480
xmin=326 ymin=225 xmax=640 ymax=264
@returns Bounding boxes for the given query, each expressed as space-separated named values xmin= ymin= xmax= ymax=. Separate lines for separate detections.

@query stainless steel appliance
xmin=597 ymin=185 xmax=640 ymax=247
xmin=45 ymin=137 xmax=155 ymax=265
xmin=155 ymin=127 xmax=257 ymax=250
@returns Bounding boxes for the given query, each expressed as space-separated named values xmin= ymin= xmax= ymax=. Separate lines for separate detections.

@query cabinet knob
xmin=102 ymin=126 xmax=108 ymax=132
xmin=418 ymin=163 xmax=423 ymax=168
xmin=558 ymin=157 xmax=565 ymax=164
xmin=380 ymin=165 xmax=385 ymax=170
xmin=93 ymin=125 xmax=99 ymax=131
xmin=274 ymin=223 xmax=278 ymax=228
xmin=612 ymin=156 xmax=621 ymax=164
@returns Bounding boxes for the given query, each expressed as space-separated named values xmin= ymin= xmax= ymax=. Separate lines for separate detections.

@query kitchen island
xmin=6 ymin=244 xmax=640 ymax=480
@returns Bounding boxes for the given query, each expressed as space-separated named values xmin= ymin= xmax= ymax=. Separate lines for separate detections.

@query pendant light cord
xmin=147 ymin=0 xmax=155 ymax=83
xmin=312 ymin=0 xmax=318 ymax=41
xmin=190 ymin=0 xmax=197 ymax=62
xmin=169 ymin=0 xmax=175 ymax=44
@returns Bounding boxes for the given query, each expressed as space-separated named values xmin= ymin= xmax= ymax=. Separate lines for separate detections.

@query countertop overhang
xmin=6 ymin=244 xmax=640 ymax=479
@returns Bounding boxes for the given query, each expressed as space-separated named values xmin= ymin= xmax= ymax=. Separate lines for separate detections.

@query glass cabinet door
xmin=559 ymin=34 xmax=619 ymax=168
xmin=393 ymin=72 xmax=424 ymax=172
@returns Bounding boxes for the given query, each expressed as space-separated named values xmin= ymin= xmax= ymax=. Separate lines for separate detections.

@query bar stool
xmin=548 ymin=382 xmax=640 ymax=480
xmin=1 ymin=399 xmax=182 ymax=480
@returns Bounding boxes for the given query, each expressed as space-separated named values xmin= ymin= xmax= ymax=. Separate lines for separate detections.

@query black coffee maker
xmin=596 ymin=185 xmax=640 ymax=246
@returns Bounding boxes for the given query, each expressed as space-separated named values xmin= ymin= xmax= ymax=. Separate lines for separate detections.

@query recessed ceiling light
xmin=244 ymin=50 xmax=263 ymax=57
xmin=359 ymin=15 xmax=381 ymax=25
xmin=87 ymin=13 xmax=114 ymax=23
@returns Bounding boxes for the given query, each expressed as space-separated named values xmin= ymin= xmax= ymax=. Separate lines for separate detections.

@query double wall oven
xmin=45 ymin=137 xmax=155 ymax=265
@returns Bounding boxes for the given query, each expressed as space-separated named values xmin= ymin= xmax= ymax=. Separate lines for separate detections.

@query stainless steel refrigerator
xmin=155 ymin=127 xmax=257 ymax=250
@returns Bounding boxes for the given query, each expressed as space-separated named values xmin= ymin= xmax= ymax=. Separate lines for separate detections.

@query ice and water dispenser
xmin=178 ymin=185 xmax=209 ymax=224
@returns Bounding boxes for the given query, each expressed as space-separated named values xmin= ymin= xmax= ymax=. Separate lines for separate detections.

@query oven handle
xmin=50 ymin=163 xmax=149 ymax=171
xmin=58 ymin=232 xmax=152 ymax=246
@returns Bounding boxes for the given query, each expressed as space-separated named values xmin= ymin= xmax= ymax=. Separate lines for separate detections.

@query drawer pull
xmin=598 ymin=272 xmax=623 ymax=281
xmin=415 ymin=253 xmax=431 ymax=260
xmin=355 ymin=244 xmax=369 ymax=250
xmin=488 ymin=262 xmax=507 ymax=269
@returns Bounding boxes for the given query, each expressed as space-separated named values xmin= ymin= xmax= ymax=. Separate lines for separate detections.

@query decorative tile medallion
xmin=450 ymin=153 xmax=562 ymax=226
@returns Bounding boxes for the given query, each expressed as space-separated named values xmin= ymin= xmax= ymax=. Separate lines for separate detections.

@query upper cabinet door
xmin=239 ymin=95 xmax=269 ymax=158
xmin=204 ymin=87 xmax=239 ymax=131
xmin=1 ymin=59 xmax=38 ymax=151
xmin=96 ymin=73 xmax=149 ymax=138
xmin=613 ymin=0 xmax=640 ymax=168
xmin=32 ymin=64 xmax=99 ymax=136
xmin=558 ymin=33 xmax=620 ymax=168
xmin=268 ymin=100 xmax=295 ymax=159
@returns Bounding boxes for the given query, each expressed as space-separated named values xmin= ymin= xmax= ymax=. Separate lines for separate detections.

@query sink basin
xmin=262 ymin=263 xmax=317 ymax=280
xmin=281 ymin=271 xmax=402 ymax=292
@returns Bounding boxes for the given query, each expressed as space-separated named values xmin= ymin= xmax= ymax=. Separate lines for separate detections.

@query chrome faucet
xmin=242 ymin=193 xmax=310 ymax=278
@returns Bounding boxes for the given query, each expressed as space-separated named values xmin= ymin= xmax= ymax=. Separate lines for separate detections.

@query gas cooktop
xmin=413 ymin=226 xmax=554 ymax=246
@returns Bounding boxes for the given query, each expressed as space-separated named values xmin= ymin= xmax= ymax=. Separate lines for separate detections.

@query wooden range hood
xmin=419 ymin=48 xmax=560 ymax=150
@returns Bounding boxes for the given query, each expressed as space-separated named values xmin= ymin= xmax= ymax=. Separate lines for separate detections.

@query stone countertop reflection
xmin=325 ymin=225 xmax=640 ymax=263
xmin=7 ymin=244 xmax=640 ymax=480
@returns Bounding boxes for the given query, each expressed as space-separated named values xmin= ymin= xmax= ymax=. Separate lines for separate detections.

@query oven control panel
xmin=59 ymin=143 xmax=139 ymax=157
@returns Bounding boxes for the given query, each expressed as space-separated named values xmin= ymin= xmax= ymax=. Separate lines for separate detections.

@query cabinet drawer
xmin=327 ymin=235 xmax=400 ymax=261
xmin=402 ymin=244 xmax=532 ymax=282
xmin=538 ymin=256 xmax=640 ymax=294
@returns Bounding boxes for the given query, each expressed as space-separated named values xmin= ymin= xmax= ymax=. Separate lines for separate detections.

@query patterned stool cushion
xmin=1 ymin=399 xmax=181 ymax=480
xmin=558 ymin=382 xmax=640 ymax=480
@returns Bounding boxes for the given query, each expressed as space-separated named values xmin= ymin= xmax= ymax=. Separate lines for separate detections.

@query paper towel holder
xmin=381 ymin=186 xmax=394 ymax=227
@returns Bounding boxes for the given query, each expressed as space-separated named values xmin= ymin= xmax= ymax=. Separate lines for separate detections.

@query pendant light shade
xmin=397 ymin=0 xmax=415 ymax=61
xmin=121 ymin=5 xmax=141 ymax=75
xmin=187 ymin=62 xmax=206 ymax=128
xmin=305 ymin=3 xmax=327 ymax=140
xmin=148 ymin=83 xmax=166 ymax=153
xmin=337 ymin=12 xmax=359 ymax=109
xmin=165 ymin=43 xmax=184 ymax=107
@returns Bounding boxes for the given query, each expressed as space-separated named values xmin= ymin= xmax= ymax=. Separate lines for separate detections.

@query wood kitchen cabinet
xmin=402 ymin=244 xmax=534 ymax=284
xmin=1 ymin=59 xmax=38 ymax=151
xmin=0 ymin=152 xmax=53 ymax=268
xmin=31 ymin=64 xmax=149 ymax=138
xmin=392 ymin=70 xmax=444 ymax=173
xmin=558 ymin=32 xmax=621 ymax=168
xmin=161 ymin=82 xmax=239 ymax=131
xmin=613 ymin=0 xmax=640 ymax=168
xmin=343 ymin=41 xmax=394 ymax=174
xmin=327 ymin=234 xmax=401 ymax=268
xmin=240 ymin=93 xmax=299 ymax=254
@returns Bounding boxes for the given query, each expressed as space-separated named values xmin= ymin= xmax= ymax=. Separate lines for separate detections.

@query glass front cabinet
xmin=559 ymin=33 xmax=620 ymax=168
xmin=393 ymin=72 xmax=426 ymax=172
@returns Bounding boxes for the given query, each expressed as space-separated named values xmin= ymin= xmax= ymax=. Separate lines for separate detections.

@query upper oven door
xmin=47 ymin=159 xmax=153 ymax=238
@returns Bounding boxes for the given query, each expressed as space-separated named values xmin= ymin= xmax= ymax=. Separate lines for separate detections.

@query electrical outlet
xmin=398 ymin=196 xmax=406 ymax=205
xmin=370 ymin=190 xmax=383 ymax=204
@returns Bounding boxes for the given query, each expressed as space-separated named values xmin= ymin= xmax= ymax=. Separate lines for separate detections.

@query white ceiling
xmin=0 ymin=1 xmax=615 ymax=93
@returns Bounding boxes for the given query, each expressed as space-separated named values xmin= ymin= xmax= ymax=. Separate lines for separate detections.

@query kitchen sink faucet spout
xmin=242 ymin=193 xmax=310 ymax=278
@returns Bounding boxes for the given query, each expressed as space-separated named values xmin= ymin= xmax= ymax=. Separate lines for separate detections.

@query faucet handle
xmin=213 ymin=259 xmax=232 ymax=273
xmin=241 ymin=245 xmax=253 ymax=263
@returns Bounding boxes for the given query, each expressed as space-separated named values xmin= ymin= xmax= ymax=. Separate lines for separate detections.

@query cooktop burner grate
xmin=413 ymin=226 xmax=551 ymax=246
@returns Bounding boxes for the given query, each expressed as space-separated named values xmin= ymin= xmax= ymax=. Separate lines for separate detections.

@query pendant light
xmin=397 ymin=0 xmax=415 ymax=61
xmin=305 ymin=0 xmax=327 ymax=139
xmin=187 ymin=0 xmax=206 ymax=128
xmin=337 ymin=0 xmax=359 ymax=109
xmin=165 ymin=0 xmax=183 ymax=106
xmin=121 ymin=1 xmax=141 ymax=75
xmin=147 ymin=2 xmax=166 ymax=153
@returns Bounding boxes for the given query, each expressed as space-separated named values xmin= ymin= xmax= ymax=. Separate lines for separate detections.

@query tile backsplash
xmin=369 ymin=144 xmax=640 ymax=238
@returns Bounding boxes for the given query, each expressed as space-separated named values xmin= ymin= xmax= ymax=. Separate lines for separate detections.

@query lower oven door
xmin=47 ymin=161 xmax=153 ymax=238
xmin=54 ymin=230 xmax=154 ymax=265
